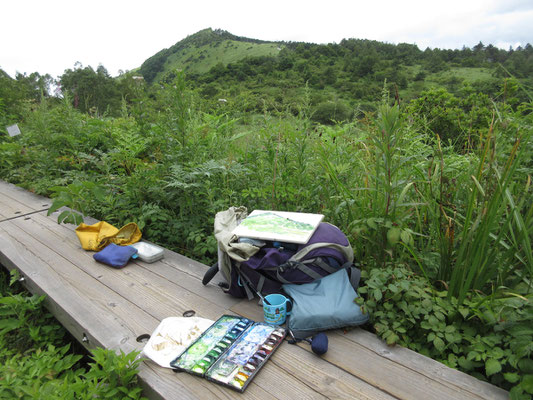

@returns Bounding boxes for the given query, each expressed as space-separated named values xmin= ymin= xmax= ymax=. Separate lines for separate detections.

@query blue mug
xmin=263 ymin=294 xmax=292 ymax=325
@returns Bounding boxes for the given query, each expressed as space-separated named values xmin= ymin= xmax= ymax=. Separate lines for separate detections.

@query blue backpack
xmin=283 ymin=266 xmax=369 ymax=340
xmin=203 ymin=222 xmax=358 ymax=299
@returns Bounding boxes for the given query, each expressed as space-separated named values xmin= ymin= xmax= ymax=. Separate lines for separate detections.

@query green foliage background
xmin=1 ymin=30 xmax=532 ymax=398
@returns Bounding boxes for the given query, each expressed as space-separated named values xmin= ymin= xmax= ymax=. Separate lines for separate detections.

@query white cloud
xmin=1 ymin=0 xmax=531 ymax=78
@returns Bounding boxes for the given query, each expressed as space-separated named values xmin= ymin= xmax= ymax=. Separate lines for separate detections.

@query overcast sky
xmin=1 ymin=0 xmax=532 ymax=79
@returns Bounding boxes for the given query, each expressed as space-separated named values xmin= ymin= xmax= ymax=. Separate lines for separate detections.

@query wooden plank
xmin=17 ymin=212 xmax=236 ymax=321
xmin=230 ymin=298 xmax=504 ymax=400
xmin=0 ymin=181 xmax=509 ymax=400
xmin=0 ymin=220 xmax=141 ymax=350
xmin=267 ymin=335 xmax=397 ymax=400
xmin=27 ymin=214 xmax=324 ymax=398
xmin=230 ymin=299 xmax=398 ymax=400
xmin=325 ymin=333 xmax=480 ymax=400
xmin=0 ymin=226 xmax=223 ymax=399
xmin=0 ymin=219 xmax=294 ymax=399
xmin=342 ymin=329 xmax=508 ymax=400
xmin=0 ymin=215 xmax=322 ymax=399
xmin=157 ymin=247 xmax=217 ymax=281
xmin=48 ymin=210 xmax=228 ymax=292
xmin=140 ymin=364 xmax=277 ymax=400
xmin=0 ymin=180 xmax=52 ymax=211
xmin=136 ymin=256 xmax=239 ymax=311
xmin=0 ymin=191 xmax=45 ymax=220
xmin=44 ymin=209 xmax=241 ymax=312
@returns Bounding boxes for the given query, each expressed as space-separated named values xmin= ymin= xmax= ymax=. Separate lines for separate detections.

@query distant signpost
xmin=6 ymin=124 xmax=21 ymax=137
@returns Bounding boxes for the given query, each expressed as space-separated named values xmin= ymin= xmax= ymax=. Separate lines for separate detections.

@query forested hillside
xmin=4 ymin=27 xmax=530 ymax=125
xmin=140 ymin=28 xmax=533 ymax=120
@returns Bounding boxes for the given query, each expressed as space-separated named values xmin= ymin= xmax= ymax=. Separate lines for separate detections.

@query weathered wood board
xmin=0 ymin=180 xmax=509 ymax=400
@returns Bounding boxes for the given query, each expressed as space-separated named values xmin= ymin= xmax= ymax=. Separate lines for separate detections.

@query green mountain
xmin=139 ymin=28 xmax=283 ymax=83
xmin=133 ymin=29 xmax=531 ymax=122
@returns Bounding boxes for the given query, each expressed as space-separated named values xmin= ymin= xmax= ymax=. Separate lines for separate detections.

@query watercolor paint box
xmin=170 ymin=315 xmax=286 ymax=392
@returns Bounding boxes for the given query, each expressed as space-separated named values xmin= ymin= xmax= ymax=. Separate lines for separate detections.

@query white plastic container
xmin=131 ymin=241 xmax=165 ymax=263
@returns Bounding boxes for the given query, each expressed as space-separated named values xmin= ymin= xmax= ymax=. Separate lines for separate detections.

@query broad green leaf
xmin=458 ymin=356 xmax=476 ymax=370
xmin=522 ymin=375 xmax=533 ymax=394
xmin=386 ymin=332 xmax=399 ymax=345
xmin=57 ymin=210 xmax=73 ymax=224
xmin=485 ymin=359 xmax=502 ymax=376
xmin=458 ymin=307 xmax=470 ymax=319
xmin=387 ymin=227 xmax=401 ymax=245
xmin=400 ymin=229 xmax=411 ymax=244
xmin=518 ymin=359 xmax=533 ymax=374
xmin=445 ymin=332 xmax=457 ymax=343
xmin=0 ymin=318 xmax=22 ymax=335
xmin=47 ymin=200 xmax=69 ymax=215
xmin=91 ymin=186 xmax=106 ymax=202
xmin=366 ymin=218 xmax=377 ymax=230
xmin=504 ymin=373 xmax=520 ymax=383
xmin=433 ymin=336 xmax=445 ymax=352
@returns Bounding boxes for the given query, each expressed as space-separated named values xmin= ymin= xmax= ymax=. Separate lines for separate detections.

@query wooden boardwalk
xmin=0 ymin=180 xmax=508 ymax=399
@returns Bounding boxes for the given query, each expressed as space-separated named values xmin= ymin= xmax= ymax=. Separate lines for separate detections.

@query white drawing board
xmin=232 ymin=210 xmax=324 ymax=244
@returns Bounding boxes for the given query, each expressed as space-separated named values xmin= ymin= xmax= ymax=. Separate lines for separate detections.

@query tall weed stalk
xmin=449 ymin=116 xmax=532 ymax=302
xmin=320 ymin=103 xmax=422 ymax=266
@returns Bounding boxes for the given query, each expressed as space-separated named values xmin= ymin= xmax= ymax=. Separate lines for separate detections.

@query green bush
xmin=0 ymin=269 xmax=146 ymax=400
xmin=357 ymin=264 xmax=533 ymax=398
xmin=312 ymin=100 xmax=353 ymax=124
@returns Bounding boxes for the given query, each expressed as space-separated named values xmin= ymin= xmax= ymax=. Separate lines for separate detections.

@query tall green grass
xmin=319 ymin=100 xmax=532 ymax=302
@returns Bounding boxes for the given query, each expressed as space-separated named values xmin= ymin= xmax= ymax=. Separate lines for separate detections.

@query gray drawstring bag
xmin=282 ymin=266 xmax=368 ymax=340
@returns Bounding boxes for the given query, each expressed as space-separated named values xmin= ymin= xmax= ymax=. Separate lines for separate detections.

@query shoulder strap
xmin=290 ymin=241 xmax=354 ymax=264
xmin=274 ymin=256 xmax=340 ymax=284
xmin=346 ymin=264 xmax=361 ymax=290
xmin=236 ymin=264 xmax=280 ymax=301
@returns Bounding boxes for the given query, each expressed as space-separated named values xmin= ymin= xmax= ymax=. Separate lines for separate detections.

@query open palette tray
xmin=170 ymin=315 xmax=286 ymax=392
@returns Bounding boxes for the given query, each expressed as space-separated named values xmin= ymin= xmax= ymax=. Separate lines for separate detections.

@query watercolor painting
xmin=232 ymin=210 xmax=324 ymax=244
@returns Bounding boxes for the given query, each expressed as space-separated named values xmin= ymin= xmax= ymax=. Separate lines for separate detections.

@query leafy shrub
xmin=357 ymin=264 xmax=533 ymax=398
xmin=406 ymin=87 xmax=493 ymax=150
xmin=0 ymin=271 xmax=65 ymax=353
xmin=0 ymin=345 xmax=145 ymax=400
xmin=0 ymin=269 xmax=146 ymax=400
xmin=312 ymin=101 xmax=353 ymax=124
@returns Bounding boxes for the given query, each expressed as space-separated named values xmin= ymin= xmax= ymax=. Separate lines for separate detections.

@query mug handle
xmin=285 ymin=298 xmax=293 ymax=315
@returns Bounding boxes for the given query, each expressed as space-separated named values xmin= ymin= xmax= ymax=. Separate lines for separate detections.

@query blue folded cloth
xmin=93 ymin=243 xmax=138 ymax=268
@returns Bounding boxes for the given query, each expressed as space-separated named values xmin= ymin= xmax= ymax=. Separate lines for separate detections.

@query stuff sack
xmin=76 ymin=221 xmax=142 ymax=251
xmin=221 ymin=222 xmax=354 ymax=299
xmin=283 ymin=266 xmax=368 ymax=340
xmin=93 ymin=243 xmax=138 ymax=268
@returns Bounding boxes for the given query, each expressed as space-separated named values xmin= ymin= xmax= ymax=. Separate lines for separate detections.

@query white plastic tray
xmin=131 ymin=241 xmax=164 ymax=263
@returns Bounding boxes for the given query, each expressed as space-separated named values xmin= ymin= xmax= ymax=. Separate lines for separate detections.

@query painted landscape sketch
xmin=232 ymin=210 xmax=324 ymax=244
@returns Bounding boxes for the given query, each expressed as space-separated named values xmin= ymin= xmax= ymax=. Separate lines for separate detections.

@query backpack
xmin=203 ymin=216 xmax=355 ymax=299
xmin=283 ymin=266 xmax=368 ymax=340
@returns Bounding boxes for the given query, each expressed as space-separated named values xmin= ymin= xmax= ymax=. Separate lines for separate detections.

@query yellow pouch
xmin=75 ymin=221 xmax=142 ymax=251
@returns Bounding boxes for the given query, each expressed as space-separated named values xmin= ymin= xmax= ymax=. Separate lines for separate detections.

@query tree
xmin=59 ymin=64 xmax=121 ymax=115
xmin=15 ymin=72 xmax=54 ymax=101
xmin=312 ymin=100 xmax=352 ymax=124
xmin=0 ymin=69 xmax=33 ymax=123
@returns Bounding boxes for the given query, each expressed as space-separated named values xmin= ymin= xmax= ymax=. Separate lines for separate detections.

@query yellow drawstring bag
xmin=75 ymin=221 xmax=142 ymax=251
